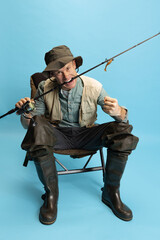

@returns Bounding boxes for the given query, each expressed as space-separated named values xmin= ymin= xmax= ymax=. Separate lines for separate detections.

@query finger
xmin=24 ymin=97 xmax=31 ymax=102
xmin=15 ymin=100 xmax=25 ymax=108
xmin=15 ymin=103 xmax=21 ymax=109
xmin=104 ymin=101 xmax=115 ymax=107
xmin=15 ymin=98 xmax=31 ymax=108
xmin=104 ymin=96 xmax=116 ymax=103
xmin=103 ymin=105 xmax=113 ymax=111
xmin=30 ymin=98 xmax=35 ymax=103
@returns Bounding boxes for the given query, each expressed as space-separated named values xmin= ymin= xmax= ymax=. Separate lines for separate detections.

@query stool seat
xmin=53 ymin=149 xmax=97 ymax=158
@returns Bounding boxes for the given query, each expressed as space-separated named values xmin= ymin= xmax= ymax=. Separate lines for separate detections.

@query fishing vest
xmin=43 ymin=75 xmax=102 ymax=127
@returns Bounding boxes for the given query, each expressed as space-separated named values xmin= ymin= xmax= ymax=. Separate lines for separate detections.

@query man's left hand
xmin=103 ymin=96 xmax=126 ymax=121
xmin=103 ymin=96 xmax=121 ymax=116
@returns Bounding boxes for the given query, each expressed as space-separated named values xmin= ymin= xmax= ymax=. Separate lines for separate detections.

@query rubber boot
xmin=102 ymin=150 xmax=133 ymax=221
xmin=34 ymin=155 xmax=58 ymax=225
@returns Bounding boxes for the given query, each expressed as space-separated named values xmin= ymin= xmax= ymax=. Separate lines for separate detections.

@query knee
xmin=33 ymin=115 xmax=57 ymax=143
xmin=103 ymin=121 xmax=133 ymax=136
xmin=102 ymin=121 xmax=139 ymax=152
xmin=112 ymin=121 xmax=133 ymax=134
xmin=102 ymin=121 xmax=133 ymax=140
xmin=108 ymin=133 xmax=139 ymax=153
xmin=21 ymin=115 xmax=57 ymax=151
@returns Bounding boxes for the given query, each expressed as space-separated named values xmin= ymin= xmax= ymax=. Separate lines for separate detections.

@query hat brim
xmin=43 ymin=56 xmax=83 ymax=72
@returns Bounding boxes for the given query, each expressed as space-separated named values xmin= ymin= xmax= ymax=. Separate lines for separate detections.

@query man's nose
xmin=63 ymin=71 xmax=69 ymax=80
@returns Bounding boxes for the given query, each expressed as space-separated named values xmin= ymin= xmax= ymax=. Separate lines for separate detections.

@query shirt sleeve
xmin=31 ymin=81 xmax=46 ymax=116
xmin=97 ymin=87 xmax=109 ymax=107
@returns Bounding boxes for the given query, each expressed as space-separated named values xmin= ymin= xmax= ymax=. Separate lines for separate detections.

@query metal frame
xmin=54 ymin=148 xmax=105 ymax=179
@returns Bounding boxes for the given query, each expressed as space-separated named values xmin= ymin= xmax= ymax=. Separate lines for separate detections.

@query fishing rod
xmin=0 ymin=32 xmax=159 ymax=119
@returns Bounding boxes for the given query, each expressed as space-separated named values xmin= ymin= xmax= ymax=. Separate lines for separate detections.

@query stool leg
xmin=99 ymin=148 xmax=105 ymax=182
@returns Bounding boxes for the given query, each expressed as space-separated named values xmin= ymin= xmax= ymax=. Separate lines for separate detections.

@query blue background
xmin=0 ymin=0 xmax=160 ymax=239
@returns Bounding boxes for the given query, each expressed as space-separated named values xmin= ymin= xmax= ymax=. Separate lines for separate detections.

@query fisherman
xmin=15 ymin=45 xmax=139 ymax=225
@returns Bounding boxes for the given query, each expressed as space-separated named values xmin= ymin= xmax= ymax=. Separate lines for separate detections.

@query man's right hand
xmin=15 ymin=97 xmax=35 ymax=129
xmin=15 ymin=97 xmax=32 ymax=109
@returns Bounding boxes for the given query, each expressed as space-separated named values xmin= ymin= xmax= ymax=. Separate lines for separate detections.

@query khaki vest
xmin=44 ymin=75 xmax=102 ymax=127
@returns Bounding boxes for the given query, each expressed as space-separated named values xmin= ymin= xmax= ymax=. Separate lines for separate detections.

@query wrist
xmin=116 ymin=106 xmax=122 ymax=117
xmin=113 ymin=107 xmax=126 ymax=122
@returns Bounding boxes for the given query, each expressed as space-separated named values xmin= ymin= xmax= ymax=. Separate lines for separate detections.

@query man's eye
xmin=57 ymin=71 xmax=62 ymax=75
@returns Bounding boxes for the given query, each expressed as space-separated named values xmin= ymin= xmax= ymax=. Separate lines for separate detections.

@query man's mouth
xmin=64 ymin=79 xmax=73 ymax=84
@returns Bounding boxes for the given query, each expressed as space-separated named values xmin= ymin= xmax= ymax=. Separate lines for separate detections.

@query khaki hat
xmin=43 ymin=45 xmax=83 ymax=72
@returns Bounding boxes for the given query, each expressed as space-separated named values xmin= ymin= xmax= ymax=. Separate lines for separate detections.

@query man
xmin=16 ymin=45 xmax=139 ymax=225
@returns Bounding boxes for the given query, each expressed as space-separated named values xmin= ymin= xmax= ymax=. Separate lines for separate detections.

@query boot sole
xmin=39 ymin=215 xmax=57 ymax=225
xmin=102 ymin=197 xmax=133 ymax=222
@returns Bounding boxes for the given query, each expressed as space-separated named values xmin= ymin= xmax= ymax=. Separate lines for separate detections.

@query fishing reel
xmin=16 ymin=101 xmax=35 ymax=115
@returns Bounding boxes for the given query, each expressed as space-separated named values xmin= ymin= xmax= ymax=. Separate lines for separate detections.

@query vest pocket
xmin=82 ymin=103 xmax=97 ymax=121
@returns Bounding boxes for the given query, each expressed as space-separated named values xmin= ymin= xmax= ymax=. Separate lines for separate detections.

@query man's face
xmin=52 ymin=60 xmax=77 ymax=91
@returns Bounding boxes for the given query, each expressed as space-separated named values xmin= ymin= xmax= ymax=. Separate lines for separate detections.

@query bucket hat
xmin=43 ymin=45 xmax=83 ymax=72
